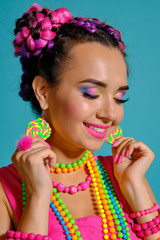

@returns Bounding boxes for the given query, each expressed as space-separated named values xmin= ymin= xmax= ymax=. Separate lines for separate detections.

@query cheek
xmin=63 ymin=101 xmax=90 ymax=121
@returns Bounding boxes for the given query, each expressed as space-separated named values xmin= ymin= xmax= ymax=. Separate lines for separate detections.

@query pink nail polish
xmin=125 ymin=149 xmax=129 ymax=157
xmin=45 ymin=142 xmax=51 ymax=148
xmin=118 ymin=155 xmax=122 ymax=164
xmin=112 ymin=141 xmax=116 ymax=148
xmin=114 ymin=153 xmax=118 ymax=163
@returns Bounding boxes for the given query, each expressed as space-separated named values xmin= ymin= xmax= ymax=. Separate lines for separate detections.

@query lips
xmin=83 ymin=122 xmax=110 ymax=139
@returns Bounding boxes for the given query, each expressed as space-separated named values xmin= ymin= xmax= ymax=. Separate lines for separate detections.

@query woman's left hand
xmin=112 ymin=137 xmax=155 ymax=191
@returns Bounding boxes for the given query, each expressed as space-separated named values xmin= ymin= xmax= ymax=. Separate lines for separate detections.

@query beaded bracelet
xmin=137 ymin=223 xmax=160 ymax=238
xmin=6 ymin=230 xmax=51 ymax=240
xmin=133 ymin=209 xmax=160 ymax=232
xmin=130 ymin=203 xmax=159 ymax=218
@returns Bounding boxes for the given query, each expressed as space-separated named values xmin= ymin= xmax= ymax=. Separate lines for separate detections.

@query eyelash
xmin=83 ymin=92 xmax=129 ymax=104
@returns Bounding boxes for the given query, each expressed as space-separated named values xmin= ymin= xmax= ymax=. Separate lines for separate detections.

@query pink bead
xmin=57 ymin=183 xmax=65 ymax=192
xmin=145 ymin=229 xmax=151 ymax=236
xmin=136 ymin=212 xmax=141 ymax=217
xmin=7 ymin=230 xmax=14 ymax=238
xmin=140 ymin=210 xmax=145 ymax=216
xmin=14 ymin=231 xmax=21 ymax=238
xmin=154 ymin=218 xmax=159 ymax=224
xmin=21 ymin=232 xmax=28 ymax=240
xmin=158 ymin=224 xmax=160 ymax=230
xmin=134 ymin=224 xmax=141 ymax=231
xmin=141 ymin=222 xmax=148 ymax=230
xmin=35 ymin=234 xmax=43 ymax=240
xmin=42 ymin=236 xmax=49 ymax=240
xmin=138 ymin=231 xmax=144 ymax=237
xmin=145 ymin=209 xmax=150 ymax=214
xmin=77 ymin=185 xmax=82 ymax=191
xmin=28 ymin=233 xmax=36 ymax=240
xmin=69 ymin=185 xmax=78 ymax=194
xmin=87 ymin=176 xmax=92 ymax=182
xmin=148 ymin=221 xmax=155 ymax=228
xmin=52 ymin=181 xmax=57 ymax=187
xmin=152 ymin=227 xmax=158 ymax=234
xmin=64 ymin=187 xmax=69 ymax=192
xmin=80 ymin=182 xmax=88 ymax=190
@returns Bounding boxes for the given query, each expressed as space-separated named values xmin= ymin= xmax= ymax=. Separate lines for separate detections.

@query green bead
xmin=78 ymin=237 xmax=83 ymax=240
xmin=109 ymin=204 xmax=113 ymax=209
xmin=67 ymin=213 xmax=72 ymax=219
xmin=53 ymin=188 xmax=57 ymax=193
xmin=107 ymin=199 xmax=111 ymax=204
xmin=58 ymin=198 xmax=63 ymax=204
xmin=121 ymin=212 xmax=124 ymax=217
xmin=111 ymin=209 xmax=116 ymax=214
xmin=116 ymin=226 xmax=122 ymax=232
xmin=64 ymin=209 xmax=69 ymax=214
xmin=101 ymin=180 xmax=104 ymax=184
xmin=127 ymin=238 xmax=131 ymax=240
xmin=22 ymin=196 xmax=26 ymax=200
xmin=61 ymin=204 xmax=66 ymax=209
xmin=23 ymin=201 xmax=26 ymax=206
xmin=22 ymin=191 xmax=26 ymax=195
xmin=117 ymin=232 xmax=123 ymax=238
xmin=102 ymin=185 xmax=106 ymax=189
xmin=56 ymin=162 xmax=59 ymax=168
xmin=115 ymin=219 xmax=120 ymax=225
xmin=60 ymin=163 xmax=65 ymax=169
xmin=75 ymin=231 xmax=81 ymax=237
xmin=66 ymin=163 xmax=72 ymax=169
xmin=104 ymin=190 xmax=108 ymax=195
xmin=77 ymin=160 xmax=82 ymax=165
xmin=113 ymin=214 xmax=118 ymax=219
xmin=72 ymin=162 xmax=77 ymax=167
xmin=70 ymin=219 xmax=75 ymax=224
xmin=84 ymin=152 xmax=88 ymax=157
xmin=55 ymin=193 xmax=60 ymax=199
xmin=73 ymin=224 xmax=78 ymax=230
xmin=81 ymin=157 xmax=86 ymax=162
xmin=126 ymin=232 xmax=130 ymax=236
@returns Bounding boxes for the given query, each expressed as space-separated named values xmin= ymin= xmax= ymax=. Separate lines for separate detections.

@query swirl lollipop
xmin=105 ymin=125 xmax=123 ymax=145
xmin=25 ymin=118 xmax=51 ymax=140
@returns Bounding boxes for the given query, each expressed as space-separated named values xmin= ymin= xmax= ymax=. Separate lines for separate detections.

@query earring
xmin=25 ymin=118 xmax=51 ymax=140
xmin=105 ymin=125 xmax=123 ymax=145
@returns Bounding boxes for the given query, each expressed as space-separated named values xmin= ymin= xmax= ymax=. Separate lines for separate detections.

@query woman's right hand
xmin=11 ymin=137 xmax=56 ymax=199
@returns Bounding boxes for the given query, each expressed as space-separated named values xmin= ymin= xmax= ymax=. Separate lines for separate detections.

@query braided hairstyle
xmin=13 ymin=3 xmax=126 ymax=115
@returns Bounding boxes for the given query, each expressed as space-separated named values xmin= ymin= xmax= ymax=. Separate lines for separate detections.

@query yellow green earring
xmin=105 ymin=125 xmax=123 ymax=145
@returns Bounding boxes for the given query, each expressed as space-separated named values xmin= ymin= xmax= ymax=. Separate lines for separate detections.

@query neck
xmin=47 ymin=135 xmax=87 ymax=165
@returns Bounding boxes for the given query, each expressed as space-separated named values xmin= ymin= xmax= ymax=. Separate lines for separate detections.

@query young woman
xmin=0 ymin=3 xmax=159 ymax=240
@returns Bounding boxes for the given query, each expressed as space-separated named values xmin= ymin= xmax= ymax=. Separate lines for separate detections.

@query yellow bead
xmin=95 ymin=192 xmax=99 ymax=196
xmin=96 ymin=196 xmax=100 ymax=200
xmin=91 ymin=173 xmax=95 ymax=177
xmin=93 ymin=182 xmax=97 ymax=187
xmin=92 ymin=178 xmax=96 ymax=182
xmin=103 ymin=235 xmax=109 ymax=239
xmin=90 ymin=170 xmax=94 ymax=174
xmin=98 ymin=204 xmax=103 ymax=209
xmin=101 ymin=214 xmax=106 ymax=218
xmin=98 ymin=200 xmax=102 ymax=205
xmin=102 ymin=218 xmax=107 ymax=223
xmin=94 ymin=187 xmax=98 ymax=191
xmin=103 ymin=229 xmax=108 ymax=234
xmin=103 ymin=224 xmax=108 ymax=228
xmin=100 ymin=209 xmax=104 ymax=214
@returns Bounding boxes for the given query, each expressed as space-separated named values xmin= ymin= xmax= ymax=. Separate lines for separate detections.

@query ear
xmin=32 ymin=76 xmax=49 ymax=110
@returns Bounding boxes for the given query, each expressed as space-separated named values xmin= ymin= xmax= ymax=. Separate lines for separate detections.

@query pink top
xmin=0 ymin=156 xmax=142 ymax=239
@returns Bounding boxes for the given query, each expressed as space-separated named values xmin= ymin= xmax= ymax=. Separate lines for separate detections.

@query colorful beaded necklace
xmin=21 ymin=151 xmax=131 ymax=240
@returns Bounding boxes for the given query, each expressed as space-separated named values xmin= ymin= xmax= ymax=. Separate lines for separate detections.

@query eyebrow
xmin=79 ymin=79 xmax=129 ymax=91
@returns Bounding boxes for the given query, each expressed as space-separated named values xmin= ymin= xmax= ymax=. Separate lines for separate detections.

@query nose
xmin=96 ymin=96 xmax=117 ymax=122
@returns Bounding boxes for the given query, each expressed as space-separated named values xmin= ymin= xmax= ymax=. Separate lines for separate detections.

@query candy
xmin=25 ymin=118 xmax=51 ymax=140
xmin=105 ymin=125 xmax=123 ymax=145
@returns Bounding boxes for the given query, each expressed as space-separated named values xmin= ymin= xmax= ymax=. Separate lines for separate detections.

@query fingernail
xmin=114 ymin=153 xmax=118 ymax=163
xmin=125 ymin=149 xmax=129 ymax=157
xmin=118 ymin=155 xmax=122 ymax=164
xmin=45 ymin=142 xmax=51 ymax=148
xmin=112 ymin=141 xmax=117 ymax=148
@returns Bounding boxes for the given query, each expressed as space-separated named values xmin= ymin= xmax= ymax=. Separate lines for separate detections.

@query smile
xmin=83 ymin=122 xmax=110 ymax=139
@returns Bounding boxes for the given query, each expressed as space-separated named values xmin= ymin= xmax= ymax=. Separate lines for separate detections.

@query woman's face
xmin=46 ymin=42 xmax=128 ymax=151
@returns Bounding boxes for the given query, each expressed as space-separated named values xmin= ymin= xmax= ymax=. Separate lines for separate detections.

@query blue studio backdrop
xmin=0 ymin=0 xmax=159 ymax=203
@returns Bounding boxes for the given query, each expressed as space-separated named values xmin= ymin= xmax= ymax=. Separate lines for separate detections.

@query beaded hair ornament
xmin=13 ymin=3 xmax=125 ymax=59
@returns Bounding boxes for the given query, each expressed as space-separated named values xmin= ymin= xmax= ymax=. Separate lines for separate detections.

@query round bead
xmin=14 ymin=231 xmax=21 ymax=238
xmin=35 ymin=234 xmax=43 ymax=240
xmin=80 ymin=182 xmax=88 ymax=190
xmin=57 ymin=183 xmax=65 ymax=192
xmin=21 ymin=232 xmax=28 ymax=240
xmin=64 ymin=187 xmax=69 ymax=193
xmin=69 ymin=185 xmax=78 ymax=194
xmin=28 ymin=233 xmax=35 ymax=240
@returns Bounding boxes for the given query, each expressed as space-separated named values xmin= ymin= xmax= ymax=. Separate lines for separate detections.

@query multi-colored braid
xmin=13 ymin=3 xmax=125 ymax=59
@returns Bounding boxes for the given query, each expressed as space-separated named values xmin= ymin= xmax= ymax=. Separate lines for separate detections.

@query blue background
xmin=0 ymin=0 xmax=159 ymax=203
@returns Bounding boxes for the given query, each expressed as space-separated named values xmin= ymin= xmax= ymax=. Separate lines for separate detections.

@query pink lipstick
xmin=83 ymin=122 xmax=110 ymax=139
